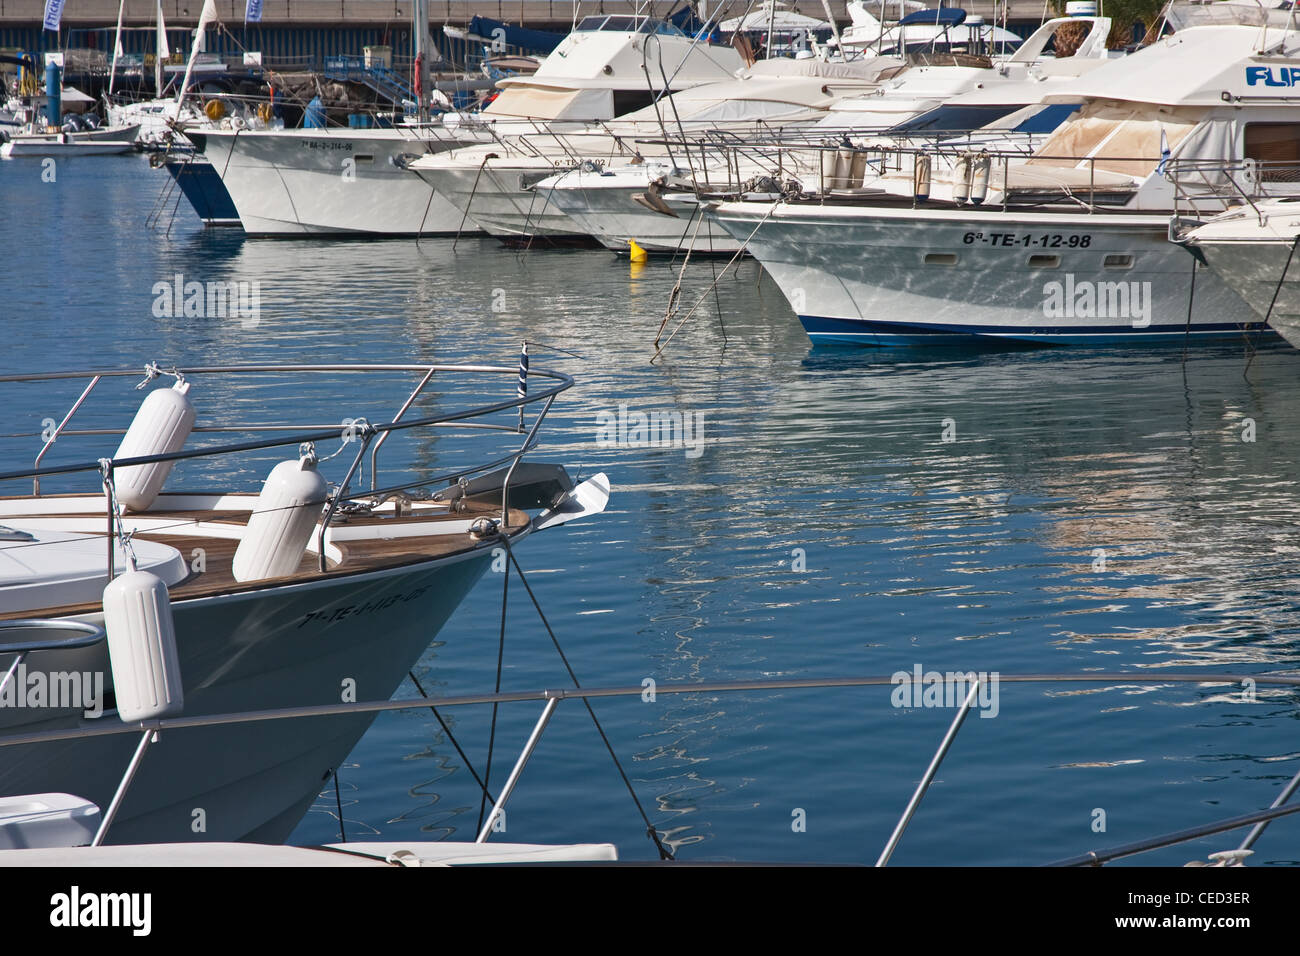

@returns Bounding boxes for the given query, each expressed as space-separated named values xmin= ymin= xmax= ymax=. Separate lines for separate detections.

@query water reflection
xmin=5 ymin=162 xmax=1300 ymax=863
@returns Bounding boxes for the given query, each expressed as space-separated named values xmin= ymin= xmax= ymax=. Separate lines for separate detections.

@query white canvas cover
xmin=484 ymin=86 xmax=615 ymax=121
xmin=1027 ymin=99 xmax=1206 ymax=176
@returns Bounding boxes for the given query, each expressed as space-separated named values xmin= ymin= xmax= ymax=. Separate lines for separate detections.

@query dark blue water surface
xmin=4 ymin=156 xmax=1300 ymax=865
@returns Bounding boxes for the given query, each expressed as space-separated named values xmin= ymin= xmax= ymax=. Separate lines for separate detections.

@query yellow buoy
xmin=204 ymin=99 xmax=226 ymax=121
xmin=628 ymin=239 xmax=648 ymax=263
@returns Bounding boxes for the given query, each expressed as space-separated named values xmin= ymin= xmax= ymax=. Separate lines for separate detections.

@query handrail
xmin=2 ymin=361 xmax=575 ymax=584
xmin=2 ymin=670 xmax=1297 ymax=860
xmin=32 ymin=375 xmax=101 ymax=496
xmin=0 ymin=363 xmax=574 ymax=486
xmin=0 ymin=620 xmax=106 ymax=654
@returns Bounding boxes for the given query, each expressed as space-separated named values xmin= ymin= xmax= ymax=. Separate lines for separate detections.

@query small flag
xmin=245 ymin=0 xmax=262 ymax=24
xmin=1156 ymin=128 xmax=1171 ymax=177
xmin=42 ymin=0 xmax=65 ymax=31
xmin=516 ymin=342 xmax=529 ymax=431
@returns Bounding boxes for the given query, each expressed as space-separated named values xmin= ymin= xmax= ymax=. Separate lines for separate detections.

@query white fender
xmin=970 ymin=152 xmax=991 ymax=205
xmin=232 ymin=455 xmax=328 ymax=582
xmin=113 ymin=380 xmax=196 ymax=513
xmin=849 ymin=152 xmax=868 ymax=190
xmin=951 ymin=153 xmax=971 ymax=204
xmin=913 ymin=153 xmax=932 ymax=201
xmin=102 ymin=569 xmax=184 ymax=722
xmin=833 ymin=148 xmax=853 ymax=190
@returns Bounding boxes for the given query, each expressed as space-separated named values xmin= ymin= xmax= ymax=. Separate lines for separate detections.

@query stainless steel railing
xmin=0 ymin=360 xmax=573 ymax=578
xmin=0 ymin=668 xmax=1296 ymax=861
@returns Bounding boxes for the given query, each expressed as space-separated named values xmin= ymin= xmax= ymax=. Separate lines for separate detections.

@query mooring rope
xmin=498 ymin=534 xmax=675 ymax=861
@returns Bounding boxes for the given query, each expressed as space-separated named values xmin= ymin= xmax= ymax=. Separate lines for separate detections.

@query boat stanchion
xmin=475 ymin=695 xmax=560 ymax=843
xmin=876 ymin=679 xmax=981 ymax=867
xmin=91 ymin=728 xmax=158 ymax=847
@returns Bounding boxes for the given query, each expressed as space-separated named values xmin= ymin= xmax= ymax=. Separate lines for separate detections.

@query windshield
xmin=889 ymin=103 xmax=1025 ymax=133
xmin=1166 ymin=0 xmax=1299 ymax=30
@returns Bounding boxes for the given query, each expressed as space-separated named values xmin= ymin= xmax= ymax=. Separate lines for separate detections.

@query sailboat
xmin=104 ymin=0 xmax=216 ymax=144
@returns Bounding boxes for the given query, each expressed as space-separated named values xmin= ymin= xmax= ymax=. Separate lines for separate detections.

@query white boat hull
xmin=0 ymin=546 xmax=495 ymax=845
xmin=1183 ymin=206 xmax=1300 ymax=350
xmin=410 ymin=157 xmax=597 ymax=243
xmin=0 ymin=125 xmax=140 ymax=158
xmin=710 ymin=201 xmax=1270 ymax=345
xmin=194 ymin=128 xmax=475 ymax=236
xmin=545 ymin=171 xmax=741 ymax=255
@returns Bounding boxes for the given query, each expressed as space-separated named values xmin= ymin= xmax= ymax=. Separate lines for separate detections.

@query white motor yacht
xmin=0 ymin=360 xmax=608 ymax=845
xmin=706 ymin=1 xmax=1300 ymax=345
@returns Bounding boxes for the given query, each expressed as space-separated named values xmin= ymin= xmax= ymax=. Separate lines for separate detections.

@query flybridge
xmin=1246 ymin=66 xmax=1300 ymax=86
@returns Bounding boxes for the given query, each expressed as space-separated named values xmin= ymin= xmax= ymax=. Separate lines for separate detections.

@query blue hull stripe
xmin=799 ymin=315 xmax=1274 ymax=347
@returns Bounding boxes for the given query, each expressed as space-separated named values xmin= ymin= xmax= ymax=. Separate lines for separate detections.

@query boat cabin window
xmin=636 ymin=19 xmax=687 ymax=36
xmin=1009 ymin=103 xmax=1081 ymax=135
xmin=1244 ymin=124 xmax=1300 ymax=182
xmin=890 ymin=103 xmax=1024 ymax=134
xmin=576 ymin=15 xmax=685 ymax=35
xmin=613 ymin=89 xmax=675 ymax=116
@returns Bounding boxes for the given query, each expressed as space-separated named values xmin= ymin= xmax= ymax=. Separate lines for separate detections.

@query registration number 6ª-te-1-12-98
xmin=963 ymin=233 xmax=1092 ymax=248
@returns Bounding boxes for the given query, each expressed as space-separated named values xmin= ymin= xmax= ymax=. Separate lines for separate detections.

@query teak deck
xmin=1 ymin=499 xmax=528 ymax=621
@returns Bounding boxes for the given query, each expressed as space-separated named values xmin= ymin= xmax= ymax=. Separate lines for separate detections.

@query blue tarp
xmin=898 ymin=8 xmax=968 ymax=26
xmin=668 ymin=4 xmax=720 ymax=42
xmin=466 ymin=15 xmax=566 ymax=54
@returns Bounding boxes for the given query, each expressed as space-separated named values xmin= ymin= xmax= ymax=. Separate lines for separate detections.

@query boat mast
xmin=154 ymin=0 xmax=169 ymax=96
xmin=108 ymin=0 xmax=125 ymax=96
xmin=176 ymin=0 xmax=217 ymax=106
xmin=413 ymin=0 xmax=431 ymax=122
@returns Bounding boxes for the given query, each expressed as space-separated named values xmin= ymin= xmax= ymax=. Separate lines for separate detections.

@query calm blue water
xmin=4 ymin=155 xmax=1300 ymax=865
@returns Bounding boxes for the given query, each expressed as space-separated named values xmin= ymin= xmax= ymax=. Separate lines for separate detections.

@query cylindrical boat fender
xmin=913 ymin=153 xmax=932 ymax=201
xmin=820 ymin=149 xmax=838 ymax=192
xmin=951 ymin=153 xmax=971 ymax=204
xmin=113 ymin=380 xmax=196 ymax=513
xmin=970 ymin=151 xmax=992 ymax=205
xmin=232 ymin=454 xmax=329 ymax=582
xmin=102 ymin=569 xmax=184 ymax=722
xmin=849 ymin=151 xmax=868 ymax=189
xmin=833 ymin=148 xmax=853 ymax=190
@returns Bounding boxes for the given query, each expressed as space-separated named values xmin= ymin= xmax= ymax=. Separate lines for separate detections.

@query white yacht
xmin=404 ymin=14 xmax=745 ymax=244
xmin=536 ymin=56 xmax=900 ymax=253
xmin=534 ymin=15 xmax=1111 ymax=255
xmin=0 ymin=360 xmax=608 ymax=844
xmin=194 ymin=14 xmax=740 ymax=237
xmin=706 ymin=1 xmax=1300 ymax=345
xmin=188 ymin=125 xmax=474 ymax=236
xmin=1175 ymin=194 xmax=1300 ymax=348
xmin=837 ymin=1 xmax=1024 ymax=57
